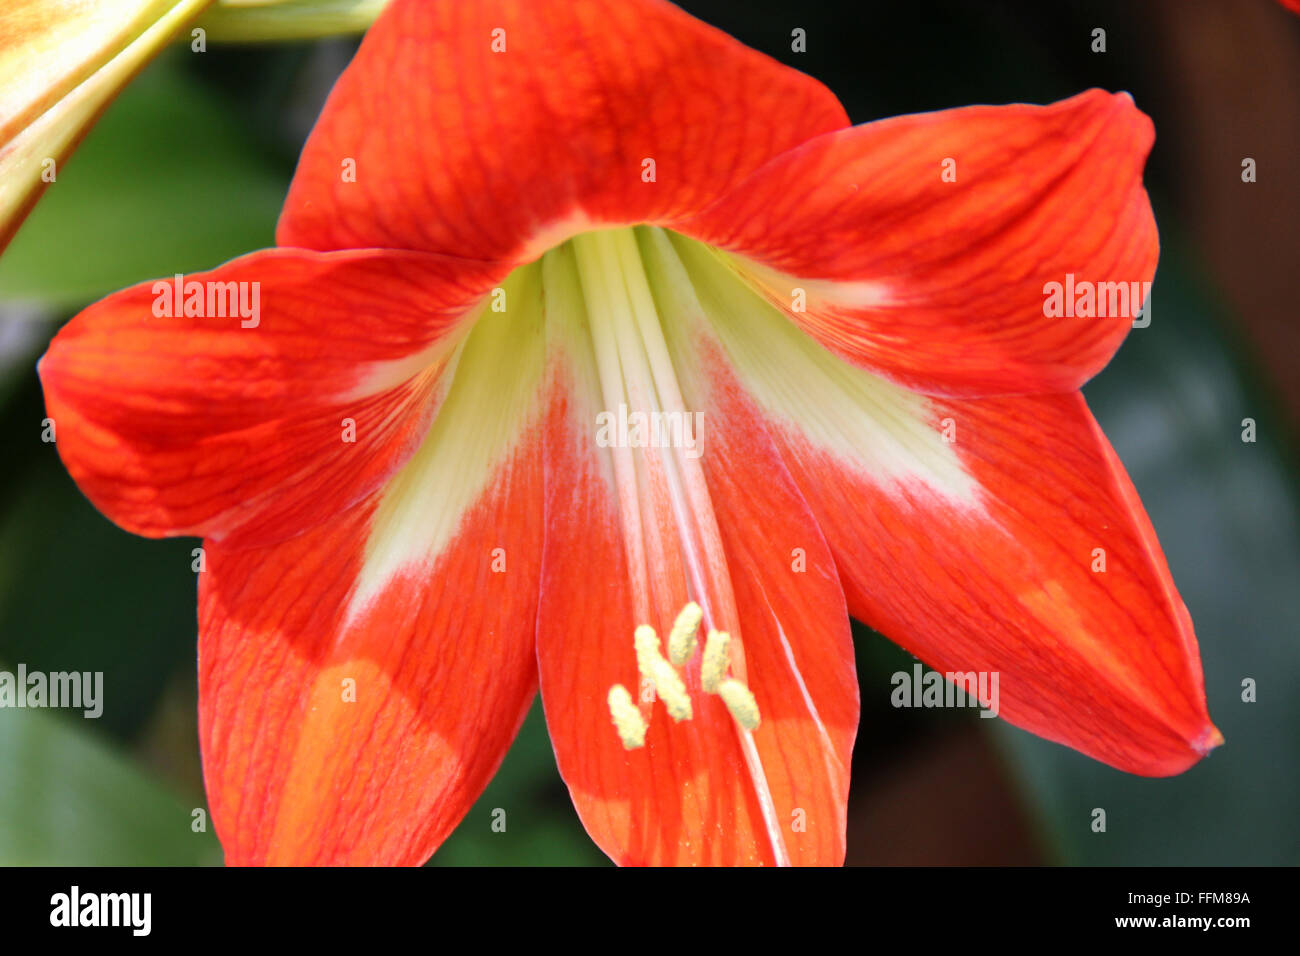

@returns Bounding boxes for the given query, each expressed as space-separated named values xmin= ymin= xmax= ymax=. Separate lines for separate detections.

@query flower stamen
xmin=573 ymin=227 xmax=787 ymax=862
xmin=607 ymin=684 xmax=648 ymax=750
xmin=667 ymin=601 xmax=703 ymax=667
xmin=634 ymin=624 xmax=692 ymax=721
xmin=700 ymin=628 xmax=731 ymax=693
xmin=717 ymin=678 xmax=761 ymax=731
xmin=609 ymin=605 xmax=764 ymax=750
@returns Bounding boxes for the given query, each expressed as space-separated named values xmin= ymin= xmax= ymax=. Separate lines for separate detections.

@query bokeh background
xmin=0 ymin=0 xmax=1296 ymax=865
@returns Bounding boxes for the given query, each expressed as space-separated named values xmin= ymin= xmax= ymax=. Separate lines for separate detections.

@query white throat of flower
xmin=348 ymin=223 xmax=976 ymax=867
xmin=567 ymin=229 xmax=791 ymax=863
xmin=569 ymin=230 xmax=764 ymax=720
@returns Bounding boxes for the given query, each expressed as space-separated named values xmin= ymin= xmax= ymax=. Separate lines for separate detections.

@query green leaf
xmin=0 ymin=706 xmax=221 ymax=865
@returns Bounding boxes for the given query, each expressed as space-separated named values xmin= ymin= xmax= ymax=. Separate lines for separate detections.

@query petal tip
xmin=1196 ymin=724 xmax=1226 ymax=755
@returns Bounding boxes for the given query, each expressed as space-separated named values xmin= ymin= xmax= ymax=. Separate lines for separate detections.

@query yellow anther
xmin=700 ymin=629 xmax=731 ymax=693
xmin=718 ymin=678 xmax=761 ymax=731
xmin=633 ymin=625 xmax=661 ymax=678
xmin=667 ymin=602 xmax=703 ymax=667
xmin=632 ymin=623 xmax=693 ymax=721
xmin=607 ymin=684 xmax=647 ymax=749
xmin=651 ymin=658 xmax=692 ymax=721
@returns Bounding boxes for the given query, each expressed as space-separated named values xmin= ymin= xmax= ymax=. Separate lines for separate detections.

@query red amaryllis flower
xmin=37 ymin=0 xmax=1220 ymax=866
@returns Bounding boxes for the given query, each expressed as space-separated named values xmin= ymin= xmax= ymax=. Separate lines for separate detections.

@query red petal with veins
xmin=277 ymin=0 xmax=848 ymax=260
xmin=660 ymin=223 xmax=1216 ymax=777
xmin=199 ymin=434 xmax=544 ymax=865
xmin=535 ymin=235 xmax=856 ymax=865
xmin=774 ymin=389 xmax=1219 ymax=775
xmin=695 ymin=350 xmax=858 ymax=864
xmin=682 ymin=89 xmax=1158 ymax=397
xmin=536 ymin=386 xmax=856 ymax=865
xmin=39 ymin=247 xmax=504 ymax=546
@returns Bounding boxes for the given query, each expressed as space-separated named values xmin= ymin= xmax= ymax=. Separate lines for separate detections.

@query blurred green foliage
xmin=0 ymin=707 xmax=221 ymax=865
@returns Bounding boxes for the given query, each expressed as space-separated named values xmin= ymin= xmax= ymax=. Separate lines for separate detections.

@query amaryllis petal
xmin=671 ymin=230 xmax=1218 ymax=774
xmin=0 ymin=0 xmax=193 ymax=145
xmin=195 ymin=0 xmax=391 ymax=42
xmin=647 ymin=229 xmax=860 ymax=862
xmin=276 ymin=0 xmax=848 ymax=261
xmin=39 ymin=247 xmax=505 ymax=546
xmin=681 ymin=89 xmax=1158 ymax=397
xmin=0 ymin=0 xmax=213 ymax=250
xmin=199 ymin=298 xmax=548 ymax=865
xmin=0 ymin=0 xmax=404 ymax=249
xmin=535 ymin=232 xmax=855 ymax=865
xmin=783 ymin=390 xmax=1219 ymax=774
